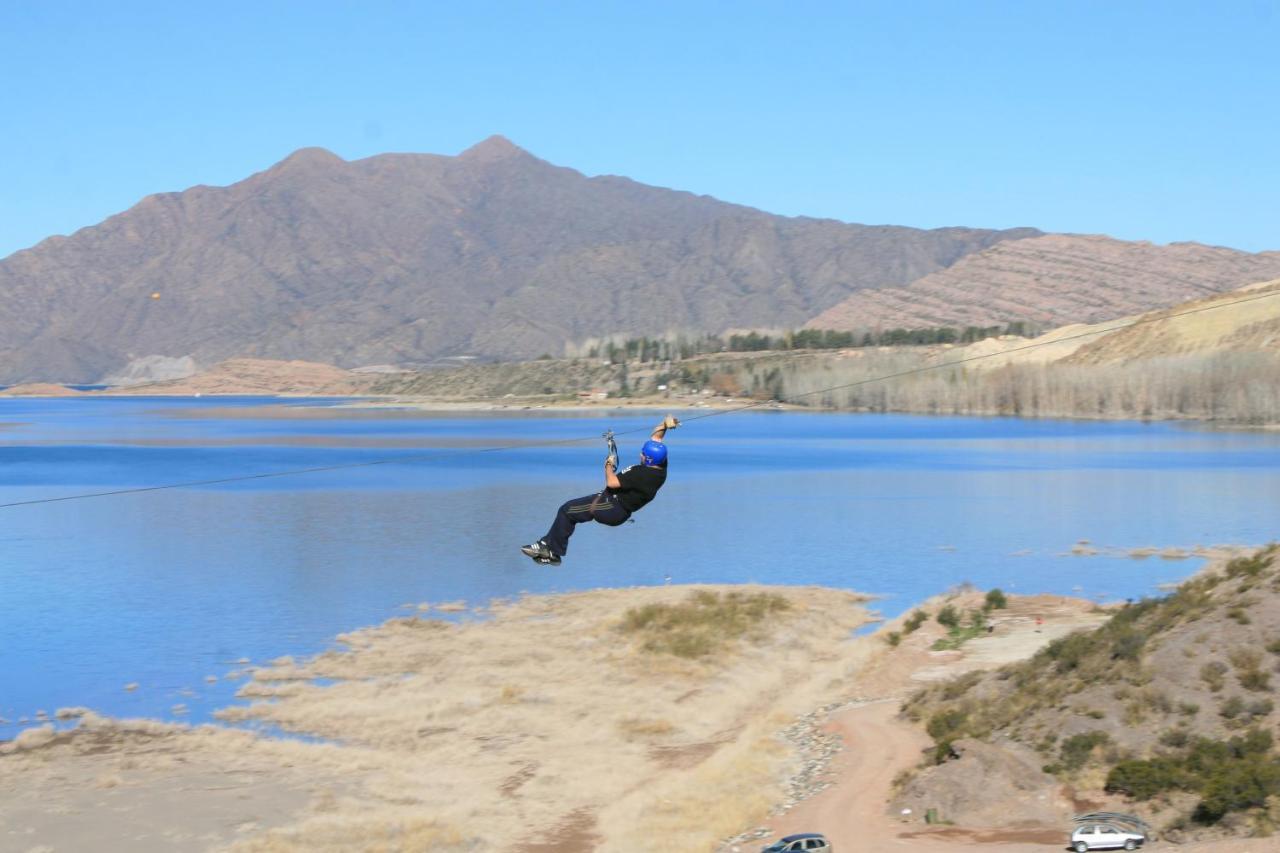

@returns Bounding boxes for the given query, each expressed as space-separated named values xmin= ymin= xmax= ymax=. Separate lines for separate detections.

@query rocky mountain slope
xmin=0 ymin=137 xmax=1035 ymax=384
xmin=807 ymin=234 xmax=1280 ymax=332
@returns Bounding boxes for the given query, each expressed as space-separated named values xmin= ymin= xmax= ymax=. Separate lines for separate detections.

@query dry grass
xmin=227 ymin=814 xmax=474 ymax=852
xmin=617 ymin=717 xmax=676 ymax=740
xmin=618 ymin=589 xmax=792 ymax=658
xmin=2 ymin=585 xmax=871 ymax=851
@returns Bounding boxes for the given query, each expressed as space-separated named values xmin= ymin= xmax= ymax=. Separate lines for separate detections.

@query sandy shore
xmin=153 ymin=395 xmax=775 ymax=420
xmin=0 ymin=585 xmax=1268 ymax=852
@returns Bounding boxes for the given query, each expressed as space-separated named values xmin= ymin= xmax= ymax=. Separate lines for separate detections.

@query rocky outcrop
xmin=891 ymin=737 xmax=1071 ymax=827
xmin=102 ymin=355 xmax=199 ymax=386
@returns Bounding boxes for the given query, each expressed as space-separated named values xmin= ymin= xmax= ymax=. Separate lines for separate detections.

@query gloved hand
xmin=662 ymin=414 xmax=680 ymax=430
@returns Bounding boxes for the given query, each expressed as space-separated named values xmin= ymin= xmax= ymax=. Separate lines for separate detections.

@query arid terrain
xmin=6 ymin=553 xmax=1280 ymax=853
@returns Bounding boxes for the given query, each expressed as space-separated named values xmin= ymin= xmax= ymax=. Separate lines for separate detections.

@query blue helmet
xmin=641 ymin=440 xmax=668 ymax=466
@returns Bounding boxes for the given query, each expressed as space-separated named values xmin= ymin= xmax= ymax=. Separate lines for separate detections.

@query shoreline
xmin=6 ymin=388 xmax=1277 ymax=431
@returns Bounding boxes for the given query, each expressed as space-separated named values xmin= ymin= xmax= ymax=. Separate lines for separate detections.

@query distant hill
xmin=949 ymin=277 xmax=1280 ymax=371
xmin=0 ymin=136 xmax=1035 ymax=383
xmin=806 ymin=234 xmax=1280 ymax=332
xmin=1066 ymin=278 xmax=1280 ymax=365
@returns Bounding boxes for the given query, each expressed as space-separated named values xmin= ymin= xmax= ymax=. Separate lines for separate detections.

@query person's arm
xmin=604 ymin=457 xmax=622 ymax=489
xmin=650 ymin=414 xmax=680 ymax=443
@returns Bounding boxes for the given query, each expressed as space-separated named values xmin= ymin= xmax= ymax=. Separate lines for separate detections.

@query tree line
xmin=708 ymin=350 xmax=1280 ymax=425
xmin=568 ymin=322 xmax=1040 ymax=363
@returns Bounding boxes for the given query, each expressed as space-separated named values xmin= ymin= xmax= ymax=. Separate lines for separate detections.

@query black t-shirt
xmin=609 ymin=463 xmax=667 ymax=512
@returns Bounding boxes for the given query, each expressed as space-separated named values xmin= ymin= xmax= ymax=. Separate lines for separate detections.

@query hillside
xmin=0 ymin=136 xmax=1035 ymax=384
xmin=1066 ymin=278 xmax=1280 ymax=365
xmin=899 ymin=545 xmax=1280 ymax=841
xmin=806 ymin=234 xmax=1280 ymax=332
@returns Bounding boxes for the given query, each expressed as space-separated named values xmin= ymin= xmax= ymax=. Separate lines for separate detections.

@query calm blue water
xmin=2 ymin=398 xmax=1279 ymax=738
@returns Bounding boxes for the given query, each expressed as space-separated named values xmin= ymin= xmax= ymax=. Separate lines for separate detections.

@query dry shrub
xmin=0 ymin=724 xmax=57 ymax=754
xmin=619 ymin=590 xmax=791 ymax=659
xmin=617 ymin=718 xmax=675 ymax=740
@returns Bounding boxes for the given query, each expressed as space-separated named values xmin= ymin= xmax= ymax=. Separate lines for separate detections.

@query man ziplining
xmin=521 ymin=415 xmax=680 ymax=566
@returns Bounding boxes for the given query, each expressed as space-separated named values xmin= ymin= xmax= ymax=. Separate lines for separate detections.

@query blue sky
xmin=2 ymin=1 xmax=1277 ymax=258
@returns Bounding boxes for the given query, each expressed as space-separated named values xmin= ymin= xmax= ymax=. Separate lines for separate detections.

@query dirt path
xmin=759 ymin=700 xmax=1063 ymax=852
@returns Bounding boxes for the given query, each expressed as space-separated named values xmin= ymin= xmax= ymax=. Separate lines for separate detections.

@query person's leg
xmin=589 ymin=497 xmax=631 ymax=528
xmin=541 ymin=493 xmax=604 ymax=557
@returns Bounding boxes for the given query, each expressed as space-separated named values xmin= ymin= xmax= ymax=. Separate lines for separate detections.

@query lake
xmin=2 ymin=397 xmax=1279 ymax=737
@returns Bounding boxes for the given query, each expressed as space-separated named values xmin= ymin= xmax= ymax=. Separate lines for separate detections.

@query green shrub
xmin=1229 ymin=648 xmax=1263 ymax=671
xmin=1201 ymin=661 xmax=1228 ymax=692
xmin=1239 ymin=669 xmax=1271 ymax=692
xmin=1106 ymin=757 xmax=1189 ymax=799
xmin=926 ymin=708 xmax=969 ymax=742
xmin=1105 ymin=729 xmax=1280 ymax=822
xmin=1225 ymin=550 xmax=1275 ymax=580
xmin=936 ymin=604 xmax=960 ymax=629
xmin=1044 ymin=631 xmax=1093 ymax=673
xmin=1111 ymin=627 xmax=1147 ymax=662
xmin=931 ymin=614 xmax=989 ymax=651
xmin=984 ymin=589 xmax=1008 ymax=611
xmin=1226 ymin=607 xmax=1252 ymax=625
xmin=886 ymin=631 xmax=902 ymax=647
xmin=1195 ymin=758 xmax=1280 ymax=823
xmin=1060 ymin=731 xmax=1111 ymax=771
xmin=940 ymin=670 xmax=982 ymax=702
xmin=903 ymin=610 xmax=928 ymax=634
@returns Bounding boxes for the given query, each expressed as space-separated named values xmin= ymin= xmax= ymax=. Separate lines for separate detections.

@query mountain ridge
xmin=0 ymin=137 xmax=1037 ymax=383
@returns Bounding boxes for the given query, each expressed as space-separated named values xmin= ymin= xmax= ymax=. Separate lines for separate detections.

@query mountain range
xmin=2 ymin=136 xmax=1277 ymax=384
xmin=0 ymin=137 xmax=1032 ymax=383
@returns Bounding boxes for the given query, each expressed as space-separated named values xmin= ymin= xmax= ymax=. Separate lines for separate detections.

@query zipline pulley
xmin=603 ymin=430 xmax=619 ymax=470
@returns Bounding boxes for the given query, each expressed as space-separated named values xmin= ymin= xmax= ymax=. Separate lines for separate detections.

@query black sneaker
xmin=520 ymin=540 xmax=561 ymax=565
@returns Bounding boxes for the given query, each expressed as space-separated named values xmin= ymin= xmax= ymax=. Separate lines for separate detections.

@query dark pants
xmin=543 ymin=491 xmax=631 ymax=557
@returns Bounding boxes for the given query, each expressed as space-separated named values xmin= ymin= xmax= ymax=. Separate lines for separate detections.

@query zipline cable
xmin=2 ymin=284 xmax=1278 ymax=510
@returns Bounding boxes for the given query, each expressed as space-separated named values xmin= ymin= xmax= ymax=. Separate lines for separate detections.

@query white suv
xmin=1071 ymin=822 xmax=1145 ymax=851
